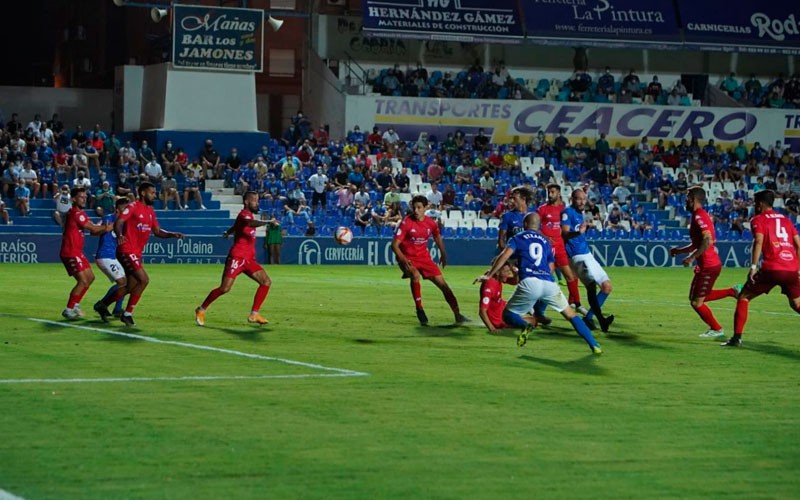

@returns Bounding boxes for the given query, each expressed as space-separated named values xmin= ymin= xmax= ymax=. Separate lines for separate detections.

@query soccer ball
xmin=334 ymin=226 xmax=353 ymax=245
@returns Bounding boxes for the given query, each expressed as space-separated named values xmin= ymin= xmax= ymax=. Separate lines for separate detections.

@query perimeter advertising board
xmin=172 ymin=5 xmax=264 ymax=72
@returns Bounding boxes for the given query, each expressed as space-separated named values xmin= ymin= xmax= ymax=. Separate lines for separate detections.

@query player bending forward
xmin=391 ymin=195 xmax=469 ymax=326
xmin=195 ymin=191 xmax=274 ymax=326
xmin=479 ymin=213 xmax=602 ymax=354
xmin=723 ymin=189 xmax=800 ymax=347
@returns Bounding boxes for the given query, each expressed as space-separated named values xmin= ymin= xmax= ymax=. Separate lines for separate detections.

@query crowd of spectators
xmin=719 ymin=72 xmax=800 ymax=109
xmin=2 ymin=106 xmax=799 ymax=241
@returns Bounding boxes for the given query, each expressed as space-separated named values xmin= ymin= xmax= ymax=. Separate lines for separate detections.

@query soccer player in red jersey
xmin=538 ymin=184 xmax=585 ymax=312
xmin=195 ymin=191 xmax=274 ymax=326
xmin=477 ymin=261 xmax=536 ymax=334
xmin=670 ymin=187 xmax=739 ymax=338
xmin=722 ymin=189 xmax=800 ymax=347
xmin=93 ymin=182 xmax=184 ymax=326
xmin=59 ymin=187 xmax=112 ymax=319
xmin=391 ymin=195 xmax=469 ymax=326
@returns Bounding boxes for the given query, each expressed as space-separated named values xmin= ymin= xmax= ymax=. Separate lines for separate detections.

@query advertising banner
xmin=0 ymin=235 xmax=752 ymax=268
xmin=346 ymin=95 xmax=800 ymax=153
xmin=679 ymin=0 xmax=800 ymax=55
xmin=172 ymin=5 xmax=264 ymax=72
xmin=361 ymin=0 xmax=524 ymax=43
xmin=522 ymin=0 xmax=681 ymax=48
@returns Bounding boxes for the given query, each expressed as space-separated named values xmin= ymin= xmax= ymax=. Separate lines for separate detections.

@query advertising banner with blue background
xmin=679 ymin=0 xmax=800 ymax=55
xmin=172 ymin=5 xmax=264 ymax=72
xmin=0 ymin=234 xmax=752 ymax=269
xmin=346 ymin=95 xmax=800 ymax=153
xmin=522 ymin=0 xmax=681 ymax=48
xmin=361 ymin=0 xmax=524 ymax=43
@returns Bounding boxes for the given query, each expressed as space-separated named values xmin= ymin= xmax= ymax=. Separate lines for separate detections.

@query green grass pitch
xmin=1 ymin=264 xmax=799 ymax=499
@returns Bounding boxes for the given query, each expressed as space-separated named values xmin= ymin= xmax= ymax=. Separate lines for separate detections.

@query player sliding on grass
xmin=669 ymin=186 xmax=739 ymax=338
xmin=723 ymin=189 xmax=800 ymax=347
xmin=391 ymin=195 xmax=469 ymax=326
xmin=478 ymin=212 xmax=601 ymax=353
xmin=59 ymin=187 xmax=113 ymax=319
xmin=195 ymin=191 xmax=275 ymax=326
xmin=94 ymin=182 xmax=184 ymax=326
xmin=476 ymin=260 xmax=536 ymax=334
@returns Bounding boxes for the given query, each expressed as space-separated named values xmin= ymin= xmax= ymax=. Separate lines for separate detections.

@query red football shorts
xmin=689 ymin=264 xmax=722 ymax=299
xmin=745 ymin=269 xmax=800 ymax=299
xmin=117 ymin=251 xmax=144 ymax=274
xmin=61 ymin=254 xmax=91 ymax=277
xmin=552 ymin=240 xmax=570 ymax=268
xmin=223 ymin=256 xmax=263 ymax=279
xmin=400 ymin=255 xmax=442 ymax=280
xmin=486 ymin=301 xmax=508 ymax=330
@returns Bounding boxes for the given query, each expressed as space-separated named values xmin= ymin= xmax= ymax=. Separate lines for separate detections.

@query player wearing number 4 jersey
xmin=480 ymin=212 xmax=601 ymax=353
xmin=722 ymin=190 xmax=800 ymax=347
xmin=93 ymin=182 xmax=184 ymax=326
xmin=670 ymin=187 xmax=739 ymax=338
xmin=59 ymin=187 xmax=113 ymax=320
xmin=195 ymin=191 xmax=275 ymax=326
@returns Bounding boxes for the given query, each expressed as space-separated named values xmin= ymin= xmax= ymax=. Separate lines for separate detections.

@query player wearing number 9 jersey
xmin=723 ymin=189 xmax=800 ymax=347
xmin=480 ymin=212 xmax=602 ymax=354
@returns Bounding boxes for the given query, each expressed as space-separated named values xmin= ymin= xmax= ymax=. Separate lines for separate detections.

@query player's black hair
xmin=545 ymin=183 xmax=561 ymax=192
xmin=70 ymin=187 xmax=85 ymax=198
xmin=243 ymin=190 xmax=259 ymax=201
xmin=411 ymin=194 xmax=428 ymax=206
xmin=115 ymin=197 xmax=130 ymax=209
xmin=688 ymin=186 xmax=706 ymax=203
xmin=510 ymin=185 xmax=533 ymax=203
xmin=138 ymin=181 xmax=155 ymax=196
xmin=754 ymin=189 xmax=775 ymax=208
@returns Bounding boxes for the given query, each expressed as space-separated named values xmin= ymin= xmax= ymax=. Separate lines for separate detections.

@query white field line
xmin=0 ymin=314 xmax=368 ymax=383
xmin=0 ymin=373 xmax=362 ymax=385
xmin=0 ymin=488 xmax=26 ymax=500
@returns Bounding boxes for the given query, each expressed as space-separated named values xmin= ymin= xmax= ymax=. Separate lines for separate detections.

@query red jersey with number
xmin=537 ymin=203 xmax=566 ymax=243
xmin=751 ymin=210 xmax=799 ymax=272
xmin=117 ymin=201 xmax=158 ymax=254
xmin=60 ymin=207 xmax=91 ymax=257
xmin=480 ymin=277 xmax=506 ymax=328
xmin=229 ymin=209 xmax=257 ymax=260
xmin=394 ymin=216 xmax=438 ymax=260
xmin=690 ymin=208 xmax=721 ymax=268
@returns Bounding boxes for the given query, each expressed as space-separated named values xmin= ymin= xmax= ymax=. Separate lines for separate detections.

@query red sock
xmin=251 ymin=284 xmax=270 ymax=312
xmin=705 ymin=288 xmax=736 ymax=301
xmin=567 ymin=279 xmax=581 ymax=305
xmin=693 ymin=304 xmax=722 ymax=331
xmin=411 ymin=281 xmax=423 ymax=309
xmin=734 ymin=298 xmax=749 ymax=336
xmin=67 ymin=293 xmax=81 ymax=309
xmin=75 ymin=287 xmax=88 ymax=304
xmin=201 ymin=287 xmax=224 ymax=310
xmin=106 ymin=287 xmax=126 ymax=306
xmin=442 ymin=287 xmax=460 ymax=314
xmin=126 ymin=293 xmax=142 ymax=313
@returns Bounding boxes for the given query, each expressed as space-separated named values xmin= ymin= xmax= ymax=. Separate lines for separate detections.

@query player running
xmin=538 ymin=183 xmax=586 ymax=314
xmin=392 ymin=194 xmax=469 ymax=326
xmin=669 ymin=187 xmax=739 ymax=338
xmin=561 ymin=189 xmax=614 ymax=332
xmin=60 ymin=187 xmax=112 ymax=319
xmin=723 ymin=189 xmax=800 ymax=347
xmin=94 ymin=197 xmax=130 ymax=318
xmin=479 ymin=213 xmax=601 ymax=353
xmin=93 ymin=182 xmax=184 ymax=326
xmin=195 ymin=191 xmax=275 ymax=326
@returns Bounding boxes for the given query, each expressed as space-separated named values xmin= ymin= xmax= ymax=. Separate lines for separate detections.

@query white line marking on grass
xmin=0 ymin=488 xmax=26 ymax=500
xmin=0 ymin=314 xmax=369 ymax=381
xmin=0 ymin=373 xmax=362 ymax=385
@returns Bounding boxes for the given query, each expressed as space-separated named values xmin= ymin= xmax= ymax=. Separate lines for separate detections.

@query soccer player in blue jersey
xmin=479 ymin=212 xmax=601 ymax=354
xmin=561 ymin=189 xmax=614 ymax=332
xmin=93 ymin=198 xmax=128 ymax=319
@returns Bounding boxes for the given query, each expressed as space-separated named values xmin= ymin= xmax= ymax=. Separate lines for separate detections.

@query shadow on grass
xmin=202 ymin=325 xmax=267 ymax=341
xmin=414 ymin=323 xmax=473 ymax=338
xmin=353 ymin=338 xmax=377 ymax=344
xmin=519 ymin=353 xmax=610 ymax=375
xmin=742 ymin=341 xmax=800 ymax=361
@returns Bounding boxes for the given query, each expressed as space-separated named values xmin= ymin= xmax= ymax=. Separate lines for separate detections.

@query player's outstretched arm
xmin=85 ymin=220 xmax=113 ymax=236
xmin=153 ymin=225 xmax=184 ymax=239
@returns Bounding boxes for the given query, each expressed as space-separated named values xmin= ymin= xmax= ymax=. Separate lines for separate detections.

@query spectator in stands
xmin=25 ymin=114 xmax=43 ymax=137
xmin=776 ymin=173 xmax=791 ymax=199
xmin=19 ymin=161 xmax=40 ymax=198
xmin=570 ymin=69 xmax=592 ymax=94
xmin=709 ymin=196 xmax=730 ymax=226
xmin=14 ymin=180 xmax=30 ymax=216
xmin=347 ymin=125 xmax=365 ymax=145
xmin=159 ymin=174 xmax=181 ymax=210
xmin=744 ymin=74 xmax=762 ymax=102
xmin=382 ymin=126 xmax=400 ymax=148
xmin=72 ymin=147 xmax=89 ymax=177
xmin=137 ymin=139 xmax=154 ymax=165
xmin=223 ymin=147 xmax=241 ymax=182
xmin=616 ymin=87 xmax=632 ymax=104
xmin=597 ymin=66 xmax=615 ymax=97
xmin=160 ymin=140 xmax=178 ymax=176
xmin=656 ymin=175 xmax=673 ymax=209
xmin=631 ymin=205 xmax=651 ymax=235
xmin=348 ymin=164 xmax=365 ymax=188
xmin=105 ymin=133 xmax=121 ymax=168
xmin=119 ymin=140 xmax=136 ymax=166
xmin=537 ymin=162 xmax=554 ymax=186
xmin=751 ymin=141 xmax=768 ymax=161
xmin=95 ymin=180 xmax=116 ymax=216
xmin=353 ymin=184 xmax=370 ymax=208
xmin=183 ymin=169 xmax=205 ymax=209
xmin=313 ymin=124 xmax=329 ymax=146
xmin=292 ymin=111 xmax=312 ymax=142
xmin=667 ymin=87 xmax=681 ymax=106
xmin=473 ymin=128 xmax=490 ymax=152
xmin=336 ymin=185 xmax=355 ymax=215
xmin=720 ymin=72 xmax=739 ymax=96
xmin=425 ymin=182 xmax=443 ymax=210
xmin=280 ymin=152 xmax=300 ymax=183
xmin=785 ymin=192 xmax=799 ymax=216
xmin=374 ymin=165 xmax=395 ymax=195
xmin=622 ymin=69 xmax=642 ymax=97
xmin=766 ymin=88 xmax=786 ymax=108
xmin=200 ymin=139 xmax=220 ymax=178
xmin=604 ymin=205 xmax=624 ymax=230
xmin=0 ymin=196 xmax=9 ymax=225
xmin=395 ymin=166 xmax=410 ymax=193
xmin=144 ymin=157 xmax=163 ymax=185
xmin=367 ymin=127 xmax=383 ymax=153
xmin=702 ymin=139 xmax=718 ymax=162
xmin=426 ymin=157 xmax=443 ymax=183
xmin=480 ymin=170 xmax=496 ymax=196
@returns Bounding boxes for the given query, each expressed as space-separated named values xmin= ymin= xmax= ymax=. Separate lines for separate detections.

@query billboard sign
xmin=172 ymin=5 xmax=264 ymax=72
